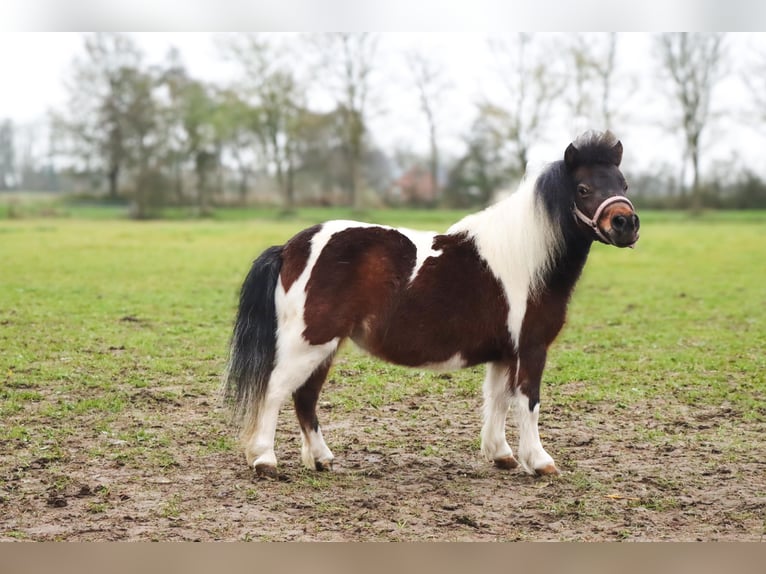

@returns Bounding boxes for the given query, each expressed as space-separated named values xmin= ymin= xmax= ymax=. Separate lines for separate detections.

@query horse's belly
xmin=352 ymin=340 xmax=464 ymax=371
xmin=350 ymin=325 xmax=500 ymax=371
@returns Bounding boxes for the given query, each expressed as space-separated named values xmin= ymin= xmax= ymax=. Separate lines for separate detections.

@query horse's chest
xmin=516 ymin=290 xmax=572 ymax=348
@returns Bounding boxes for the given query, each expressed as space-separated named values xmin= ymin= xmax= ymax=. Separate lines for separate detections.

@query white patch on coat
xmin=447 ymin=172 xmax=562 ymax=348
xmin=396 ymin=228 xmax=442 ymax=282
xmin=301 ymin=426 xmax=334 ymax=470
xmin=420 ymin=353 xmax=465 ymax=372
xmin=513 ymin=390 xmax=555 ymax=475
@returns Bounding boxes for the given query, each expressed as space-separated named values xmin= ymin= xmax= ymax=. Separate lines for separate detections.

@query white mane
xmin=447 ymin=171 xmax=563 ymax=348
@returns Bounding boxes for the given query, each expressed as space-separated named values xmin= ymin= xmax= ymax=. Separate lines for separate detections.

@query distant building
xmin=388 ymin=165 xmax=438 ymax=205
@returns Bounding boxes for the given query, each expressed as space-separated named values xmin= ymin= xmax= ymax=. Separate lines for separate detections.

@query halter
xmin=572 ymin=195 xmax=635 ymax=246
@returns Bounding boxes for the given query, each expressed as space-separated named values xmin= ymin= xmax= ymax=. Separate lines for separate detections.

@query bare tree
xmin=56 ymin=33 xmax=145 ymax=199
xmin=219 ymin=34 xmax=307 ymax=211
xmin=656 ymin=32 xmax=725 ymax=210
xmin=215 ymin=89 xmax=262 ymax=205
xmin=485 ymin=34 xmax=568 ymax=176
xmin=594 ymin=33 xmax=619 ymax=129
xmin=178 ymin=80 xmax=218 ymax=215
xmin=447 ymin=106 xmax=516 ymax=207
xmin=568 ymin=33 xmax=619 ymax=130
xmin=741 ymin=42 xmax=766 ymax=140
xmin=156 ymin=46 xmax=191 ymax=203
xmin=406 ymin=49 xmax=449 ymax=203
xmin=318 ymin=33 xmax=379 ymax=210
xmin=568 ymin=34 xmax=593 ymax=129
xmin=120 ymin=66 xmax=163 ymax=219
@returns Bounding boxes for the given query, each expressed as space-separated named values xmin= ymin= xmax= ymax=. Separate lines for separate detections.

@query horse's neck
xmin=543 ymin=235 xmax=591 ymax=299
xmin=450 ymin=187 xmax=563 ymax=300
xmin=447 ymin=190 xmax=562 ymax=350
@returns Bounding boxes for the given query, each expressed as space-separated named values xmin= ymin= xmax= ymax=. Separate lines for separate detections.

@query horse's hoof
xmin=493 ymin=456 xmax=519 ymax=470
xmin=254 ymin=463 xmax=278 ymax=479
xmin=315 ymin=459 xmax=334 ymax=472
xmin=534 ymin=464 xmax=560 ymax=476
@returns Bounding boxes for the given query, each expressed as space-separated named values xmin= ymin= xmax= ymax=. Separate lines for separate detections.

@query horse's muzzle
xmin=573 ymin=196 xmax=640 ymax=248
xmin=607 ymin=212 xmax=640 ymax=248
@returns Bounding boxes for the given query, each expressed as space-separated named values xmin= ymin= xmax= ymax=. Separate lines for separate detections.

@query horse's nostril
xmin=612 ymin=215 xmax=627 ymax=231
xmin=632 ymin=214 xmax=640 ymax=230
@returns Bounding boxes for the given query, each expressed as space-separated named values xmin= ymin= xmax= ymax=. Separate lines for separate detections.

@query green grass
xmin=547 ymin=215 xmax=766 ymax=421
xmin=0 ymin=192 xmax=473 ymax=227
xmin=0 ymin=207 xmax=764 ymax=487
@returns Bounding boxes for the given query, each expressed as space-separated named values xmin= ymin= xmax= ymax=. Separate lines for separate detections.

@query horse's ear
xmin=564 ymin=143 xmax=579 ymax=170
xmin=611 ymin=140 xmax=623 ymax=166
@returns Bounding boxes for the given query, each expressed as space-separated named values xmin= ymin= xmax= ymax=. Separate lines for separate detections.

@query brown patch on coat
xmin=292 ymin=355 xmax=334 ymax=434
xmin=280 ymin=224 xmax=321 ymax=292
xmin=302 ymin=227 xmax=417 ymax=345
xmin=520 ymin=288 xmax=571 ymax=354
xmin=302 ymin=228 xmax=513 ymax=367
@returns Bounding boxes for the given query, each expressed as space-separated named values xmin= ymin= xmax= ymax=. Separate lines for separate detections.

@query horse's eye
xmin=577 ymin=185 xmax=590 ymax=196
xmin=623 ymin=182 xmax=629 ymax=191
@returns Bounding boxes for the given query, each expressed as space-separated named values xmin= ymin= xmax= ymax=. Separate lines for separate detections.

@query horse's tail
xmin=224 ymin=245 xmax=283 ymax=436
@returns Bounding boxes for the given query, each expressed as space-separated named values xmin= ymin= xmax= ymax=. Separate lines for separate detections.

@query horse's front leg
xmin=480 ymin=361 xmax=518 ymax=469
xmin=514 ymin=345 xmax=559 ymax=476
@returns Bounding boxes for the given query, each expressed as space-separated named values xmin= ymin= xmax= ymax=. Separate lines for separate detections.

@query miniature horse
xmin=224 ymin=131 xmax=639 ymax=477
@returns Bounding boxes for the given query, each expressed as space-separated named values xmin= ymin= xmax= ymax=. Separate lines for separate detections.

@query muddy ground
xmin=1 ymin=360 xmax=764 ymax=542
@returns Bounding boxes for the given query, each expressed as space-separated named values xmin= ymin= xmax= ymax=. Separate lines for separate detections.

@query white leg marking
xmin=246 ymin=340 xmax=337 ymax=469
xmin=513 ymin=390 xmax=555 ymax=475
xmin=246 ymin=385 xmax=284 ymax=468
xmin=480 ymin=362 xmax=514 ymax=462
xmin=300 ymin=426 xmax=335 ymax=470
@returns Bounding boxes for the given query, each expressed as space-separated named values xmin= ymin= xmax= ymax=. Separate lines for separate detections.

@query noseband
xmin=573 ymin=195 xmax=635 ymax=246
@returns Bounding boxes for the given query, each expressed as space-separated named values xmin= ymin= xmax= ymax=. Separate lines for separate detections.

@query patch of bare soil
xmin=1 ymin=377 xmax=764 ymax=541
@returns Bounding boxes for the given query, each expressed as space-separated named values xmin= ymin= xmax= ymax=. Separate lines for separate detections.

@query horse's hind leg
xmin=243 ymin=340 xmax=338 ymax=476
xmin=293 ymin=354 xmax=336 ymax=471
xmin=480 ymin=360 xmax=519 ymax=469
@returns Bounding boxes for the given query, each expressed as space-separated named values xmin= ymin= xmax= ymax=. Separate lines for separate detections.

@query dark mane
xmin=534 ymin=161 xmax=582 ymax=247
xmin=570 ymin=130 xmax=621 ymax=166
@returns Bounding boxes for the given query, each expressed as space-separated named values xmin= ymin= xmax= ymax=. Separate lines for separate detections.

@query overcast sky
xmin=0 ymin=32 xmax=763 ymax=179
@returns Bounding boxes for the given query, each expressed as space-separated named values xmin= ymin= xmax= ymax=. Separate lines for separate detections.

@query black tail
xmin=224 ymin=245 xmax=283 ymax=431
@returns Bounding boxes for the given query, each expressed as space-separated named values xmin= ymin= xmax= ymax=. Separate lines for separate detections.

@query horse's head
xmin=564 ymin=131 xmax=640 ymax=248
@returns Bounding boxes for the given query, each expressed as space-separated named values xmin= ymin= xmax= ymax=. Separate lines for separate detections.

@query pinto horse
xmin=224 ymin=130 xmax=639 ymax=477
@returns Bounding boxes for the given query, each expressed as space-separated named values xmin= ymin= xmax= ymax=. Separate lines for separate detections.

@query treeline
xmin=2 ymin=33 xmax=766 ymax=215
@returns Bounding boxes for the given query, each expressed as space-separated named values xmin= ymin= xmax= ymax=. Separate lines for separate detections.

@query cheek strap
xmin=572 ymin=195 xmax=635 ymax=245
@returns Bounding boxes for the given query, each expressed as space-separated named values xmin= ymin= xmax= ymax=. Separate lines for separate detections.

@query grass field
xmin=0 ymin=206 xmax=764 ymax=540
